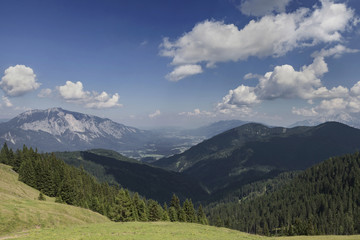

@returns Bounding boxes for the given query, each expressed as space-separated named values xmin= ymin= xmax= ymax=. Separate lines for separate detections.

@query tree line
xmin=0 ymin=143 xmax=208 ymax=224
xmin=206 ymin=152 xmax=360 ymax=235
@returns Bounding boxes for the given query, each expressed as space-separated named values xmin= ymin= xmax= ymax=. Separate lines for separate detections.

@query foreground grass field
xmin=0 ymin=164 xmax=109 ymax=237
xmin=3 ymin=222 xmax=360 ymax=240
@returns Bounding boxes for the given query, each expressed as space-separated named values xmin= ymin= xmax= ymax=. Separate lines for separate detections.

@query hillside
xmin=207 ymin=152 xmax=360 ymax=235
xmin=55 ymin=150 xmax=208 ymax=202
xmin=0 ymin=163 xmax=109 ymax=237
xmin=153 ymin=122 xmax=360 ymax=193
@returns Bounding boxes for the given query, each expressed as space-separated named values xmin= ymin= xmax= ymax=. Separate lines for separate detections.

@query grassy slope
xmin=0 ymin=163 xmax=109 ymax=237
xmin=7 ymin=222 xmax=360 ymax=240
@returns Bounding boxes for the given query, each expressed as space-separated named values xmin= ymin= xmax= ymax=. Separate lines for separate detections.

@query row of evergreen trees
xmin=206 ymin=153 xmax=360 ymax=235
xmin=0 ymin=143 xmax=208 ymax=224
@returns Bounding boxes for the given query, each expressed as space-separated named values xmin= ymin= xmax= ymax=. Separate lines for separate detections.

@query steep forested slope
xmin=55 ymin=150 xmax=208 ymax=202
xmin=207 ymin=152 xmax=360 ymax=235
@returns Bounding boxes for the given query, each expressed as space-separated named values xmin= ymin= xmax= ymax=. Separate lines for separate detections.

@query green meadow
xmin=0 ymin=164 xmax=109 ymax=237
xmin=3 ymin=222 xmax=360 ymax=240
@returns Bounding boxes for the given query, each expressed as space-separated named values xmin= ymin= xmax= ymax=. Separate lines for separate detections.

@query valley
xmin=1 ymin=108 xmax=360 ymax=238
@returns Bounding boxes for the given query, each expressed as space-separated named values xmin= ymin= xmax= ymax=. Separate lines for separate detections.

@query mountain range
xmin=3 ymin=107 xmax=360 ymax=204
xmin=0 ymin=107 xmax=150 ymax=153
xmin=289 ymin=112 xmax=360 ymax=129
xmin=0 ymin=108 xmax=247 ymax=160
xmin=153 ymin=122 xmax=360 ymax=194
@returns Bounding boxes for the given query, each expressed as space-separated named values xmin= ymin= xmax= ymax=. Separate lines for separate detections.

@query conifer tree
xmin=18 ymin=157 xmax=36 ymax=188
xmin=133 ymin=193 xmax=148 ymax=221
xmin=38 ymin=192 xmax=46 ymax=201
xmin=162 ymin=203 xmax=170 ymax=221
xmin=168 ymin=206 xmax=178 ymax=222
xmin=0 ymin=142 xmax=9 ymax=164
xmin=170 ymin=194 xmax=181 ymax=220
xmin=178 ymin=208 xmax=187 ymax=222
xmin=13 ymin=149 xmax=24 ymax=172
xmin=183 ymin=199 xmax=197 ymax=223
xmin=147 ymin=199 xmax=162 ymax=221
xmin=197 ymin=204 xmax=208 ymax=225
xmin=110 ymin=188 xmax=135 ymax=222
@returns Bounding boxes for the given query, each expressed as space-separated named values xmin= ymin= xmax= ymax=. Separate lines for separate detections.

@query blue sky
xmin=0 ymin=0 xmax=360 ymax=128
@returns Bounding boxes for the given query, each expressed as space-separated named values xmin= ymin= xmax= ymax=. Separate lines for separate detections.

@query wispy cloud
xmin=37 ymin=88 xmax=52 ymax=98
xmin=166 ymin=64 xmax=203 ymax=81
xmin=149 ymin=109 xmax=161 ymax=118
xmin=1 ymin=96 xmax=13 ymax=107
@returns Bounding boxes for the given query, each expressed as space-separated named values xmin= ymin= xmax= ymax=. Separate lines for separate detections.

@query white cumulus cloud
xmin=293 ymin=79 xmax=360 ymax=118
xmin=57 ymin=81 xmax=122 ymax=109
xmin=216 ymin=85 xmax=260 ymax=112
xmin=0 ymin=65 xmax=40 ymax=97
xmin=58 ymin=81 xmax=89 ymax=100
xmin=166 ymin=64 xmax=203 ymax=81
xmin=239 ymin=0 xmax=291 ymax=17
xmin=160 ymin=0 xmax=356 ymax=80
xmin=217 ymin=45 xmax=358 ymax=114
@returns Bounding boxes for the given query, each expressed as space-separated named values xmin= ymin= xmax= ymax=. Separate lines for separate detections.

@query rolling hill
xmin=0 ymin=163 xmax=109 ymax=237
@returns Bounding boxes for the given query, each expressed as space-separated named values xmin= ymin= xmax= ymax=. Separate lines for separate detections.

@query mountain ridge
xmin=153 ymin=121 xmax=360 ymax=194
xmin=0 ymin=107 xmax=149 ymax=152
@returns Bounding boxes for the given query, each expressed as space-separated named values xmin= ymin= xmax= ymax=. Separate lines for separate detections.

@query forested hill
xmin=153 ymin=122 xmax=360 ymax=194
xmin=55 ymin=150 xmax=208 ymax=202
xmin=207 ymin=152 xmax=360 ymax=235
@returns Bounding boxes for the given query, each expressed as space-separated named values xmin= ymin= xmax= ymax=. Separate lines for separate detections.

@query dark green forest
xmin=207 ymin=153 xmax=360 ymax=235
xmin=54 ymin=150 xmax=208 ymax=203
xmin=0 ymin=143 xmax=208 ymax=225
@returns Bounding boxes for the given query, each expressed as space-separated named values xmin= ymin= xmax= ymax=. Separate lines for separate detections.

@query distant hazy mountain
xmin=0 ymin=108 xmax=247 ymax=159
xmin=289 ymin=113 xmax=360 ymax=129
xmin=153 ymin=122 xmax=360 ymax=193
xmin=0 ymin=108 xmax=152 ymax=152
xmin=182 ymin=120 xmax=248 ymax=138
